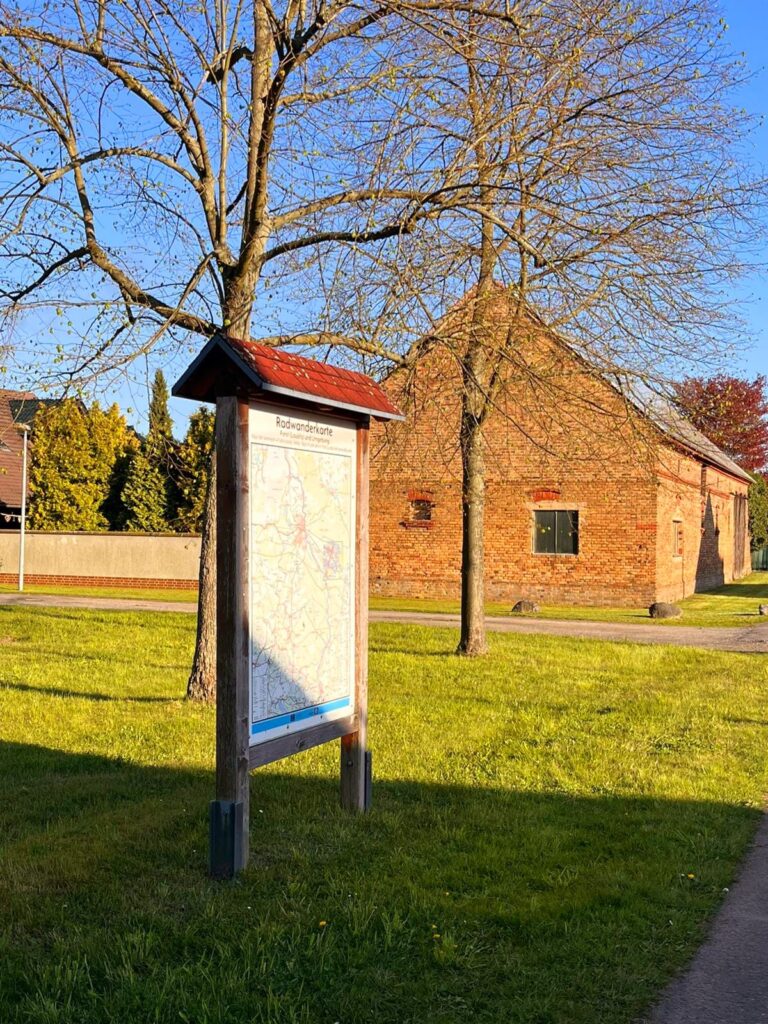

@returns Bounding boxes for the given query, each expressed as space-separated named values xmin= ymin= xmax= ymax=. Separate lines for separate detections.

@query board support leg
xmin=340 ymin=736 xmax=371 ymax=812
xmin=341 ymin=423 xmax=371 ymax=814
xmin=210 ymin=395 xmax=251 ymax=878
xmin=209 ymin=799 xmax=246 ymax=878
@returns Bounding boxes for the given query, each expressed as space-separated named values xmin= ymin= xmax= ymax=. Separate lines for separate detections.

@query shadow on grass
xmin=0 ymin=680 xmax=178 ymax=704
xmin=698 ymin=581 xmax=768 ymax=598
xmin=0 ymin=739 xmax=761 ymax=1024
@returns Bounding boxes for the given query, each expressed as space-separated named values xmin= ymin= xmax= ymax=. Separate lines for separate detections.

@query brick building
xmin=369 ymin=299 xmax=751 ymax=607
xmin=0 ymin=391 xmax=73 ymax=527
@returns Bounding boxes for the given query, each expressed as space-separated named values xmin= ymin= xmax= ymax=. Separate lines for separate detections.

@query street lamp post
xmin=18 ymin=424 xmax=29 ymax=592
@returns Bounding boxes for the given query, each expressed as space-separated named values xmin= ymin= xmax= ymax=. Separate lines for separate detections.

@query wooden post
xmin=210 ymin=395 xmax=250 ymax=877
xmin=340 ymin=422 xmax=371 ymax=812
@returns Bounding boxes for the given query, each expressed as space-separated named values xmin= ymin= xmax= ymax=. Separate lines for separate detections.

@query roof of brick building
xmin=639 ymin=397 xmax=752 ymax=484
xmin=397 ymin=288 xmax=753 ymax=485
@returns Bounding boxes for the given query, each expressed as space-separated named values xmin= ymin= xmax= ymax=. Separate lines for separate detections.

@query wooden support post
xmin=341 ymin=423 xmax=370 ymax=812
xmin=210 ymin=395 xmax=250 ymax=877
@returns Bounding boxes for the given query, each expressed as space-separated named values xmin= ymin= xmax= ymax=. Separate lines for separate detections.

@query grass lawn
xmin=1 ymin=609 xmax=767 ymax=1023
xmin=371 ymin=571 xmax=768 ymax=629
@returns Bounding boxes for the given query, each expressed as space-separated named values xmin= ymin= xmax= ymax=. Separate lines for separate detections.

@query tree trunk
xmin=457 ymin=375 xmax=488 ymax=656
xmin=185 ymin=258 xmax=262 ymax=701
xmin=187 ymin=452 xmax=217 ymax=700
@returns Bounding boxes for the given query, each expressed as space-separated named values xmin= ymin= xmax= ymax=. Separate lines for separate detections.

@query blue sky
xmin=715 ymin=0 xmax=768 ymax=379
xmin=11 ymin=1 xmax=768 ymax=438
xmin=167 ymin=3 xmax=768 ymax=436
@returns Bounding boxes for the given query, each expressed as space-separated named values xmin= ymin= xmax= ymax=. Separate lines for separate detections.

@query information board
xmin=248 ymin=402 xmax=357 ymax=745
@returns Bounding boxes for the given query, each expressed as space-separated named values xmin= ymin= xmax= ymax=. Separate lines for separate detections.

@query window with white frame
xmin=533 ymin=509 xmax=579 ymax=555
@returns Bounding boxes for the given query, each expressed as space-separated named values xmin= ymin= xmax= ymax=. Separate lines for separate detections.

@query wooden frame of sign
xmin=172 ymin=334 xmax=402 ymax=878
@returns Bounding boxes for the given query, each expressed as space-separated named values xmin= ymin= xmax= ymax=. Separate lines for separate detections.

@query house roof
xmin=401 ymin=287 xmax=753 ymax=485
xmin=640 ymin=396 xmax=752 ymax=484
xmin=172 ymin=333 xmax=404 ymax=421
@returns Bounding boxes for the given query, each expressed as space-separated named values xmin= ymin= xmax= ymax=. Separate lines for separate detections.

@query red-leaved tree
xmin=676 ymin=375 xmax=768 ymax=473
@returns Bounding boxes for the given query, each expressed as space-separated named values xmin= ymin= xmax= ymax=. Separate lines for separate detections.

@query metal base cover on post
xmin=364 ymin=749 xmax=372 ymax=811
xmin=209 ymin=799 xmax=245 ymax=879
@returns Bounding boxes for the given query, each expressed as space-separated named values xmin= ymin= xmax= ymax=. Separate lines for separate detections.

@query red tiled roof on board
xmin=227 ymin=337 xmax=402 ymax=420
xmin=172 ymin=333 xmax=404 ymax=420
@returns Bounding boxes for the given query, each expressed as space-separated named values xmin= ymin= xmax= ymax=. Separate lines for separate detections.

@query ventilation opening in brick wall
xmin=401 ymin=490 xmax=435 ymax=529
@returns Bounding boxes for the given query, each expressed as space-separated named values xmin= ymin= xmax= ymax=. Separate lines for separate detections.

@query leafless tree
xmin=0 ymin=0 xmax=763 ymax=670
xmin=0 ymin=0 xmax=523 ymax=694
xmin=319 ymin=0 xmax=765 ymax=654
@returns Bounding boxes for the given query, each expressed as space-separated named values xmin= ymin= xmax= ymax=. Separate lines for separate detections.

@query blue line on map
xmin=251 ymin=697 xmax=351 ymax=735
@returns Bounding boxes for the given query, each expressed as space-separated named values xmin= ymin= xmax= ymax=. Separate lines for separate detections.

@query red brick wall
xmin=370 ymin=303 xmax=749 ymax=608
xmin=0 ymin=573 xmax=198 ymax=590
xmin=655 ymin=447 xmax=751 ymax=602
xmin=371 ymin=475 xmax=659 ymax=606
xmin=370 ymin=315 xmax=665 ymax=607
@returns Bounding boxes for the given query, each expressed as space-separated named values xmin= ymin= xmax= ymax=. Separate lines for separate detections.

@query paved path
xmin=0 ymin=592 xmax=197 ymax=614
xmin=1 ymin=592 xmax=767 ymax=652
xmin=648 ymin=813 xmax=768 ymax=1024
xmin=370 ymin=609 xmax=768 ymax=654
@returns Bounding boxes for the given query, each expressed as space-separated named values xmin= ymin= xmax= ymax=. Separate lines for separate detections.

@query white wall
xmin=0 ymin=531 xmax=201 ymax=582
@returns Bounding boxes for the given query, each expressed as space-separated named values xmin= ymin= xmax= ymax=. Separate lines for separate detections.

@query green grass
xmin=1 ymin=609 xmax=767 ymax=1023
xmin=0 ymin=582 xmax=199 ymax=603
xmin=371 ymin=571 xmax=768 ymax=628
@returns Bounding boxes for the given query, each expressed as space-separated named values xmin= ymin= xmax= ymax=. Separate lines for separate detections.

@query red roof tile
xmin=227 ymin=338 xmax=402 ymax=419
xmin=173 ymin=333 xmax=403 ymax=420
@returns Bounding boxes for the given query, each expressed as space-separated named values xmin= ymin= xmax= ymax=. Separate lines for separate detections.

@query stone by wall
xmin=0 ymin=531 xmax=201 ymax=588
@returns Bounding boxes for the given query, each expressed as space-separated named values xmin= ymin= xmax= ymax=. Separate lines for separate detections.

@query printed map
xmin=249 ymin=434 xmax=355 ymax=737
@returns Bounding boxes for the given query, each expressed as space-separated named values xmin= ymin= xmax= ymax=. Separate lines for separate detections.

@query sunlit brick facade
xmin=369 ymin=307 xmax=751 ymax=607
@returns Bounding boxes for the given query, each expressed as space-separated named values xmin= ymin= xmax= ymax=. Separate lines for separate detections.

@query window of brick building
xmin=673 ymin=520 xmax=684 ymax=558
xmin=410 ymin=498 xmax=433 ymax=522
xmin=401 ymin=490 xmax=435 ymax=529
xmin=533 ymin=509 xmax=579 ymax=555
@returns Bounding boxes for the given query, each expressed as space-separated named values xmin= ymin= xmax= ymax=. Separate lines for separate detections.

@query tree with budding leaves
xmin=0 ymin=0 xmax=764 ymax=676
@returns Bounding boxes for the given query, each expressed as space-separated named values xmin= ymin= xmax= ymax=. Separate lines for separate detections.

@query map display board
xmin=248 ymin=402 xmax=357 ymax=745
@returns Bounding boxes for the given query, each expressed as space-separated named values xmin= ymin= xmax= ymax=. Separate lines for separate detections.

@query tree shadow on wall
xmin=0 ymin=738 xmax=760 ymax=1024
xmin=695 ymin=493 xmax=725 ymax=592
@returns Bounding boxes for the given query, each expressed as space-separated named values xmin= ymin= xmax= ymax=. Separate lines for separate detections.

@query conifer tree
xmin=28 ymin=401 xmax=135 ymax=530
xmin=121 ymin=370 xmax=178 ymax=531
xmin=176 ymin=407 xmax=214 ymax=534
xmin=147 ymin=370 xmax=174 ymax=460
xmin=121 ymin=448 xmax=169 ymax=533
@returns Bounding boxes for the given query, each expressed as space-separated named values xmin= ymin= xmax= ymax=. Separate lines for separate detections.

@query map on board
xmin=248 ymin=403 xmax=356 ymax=744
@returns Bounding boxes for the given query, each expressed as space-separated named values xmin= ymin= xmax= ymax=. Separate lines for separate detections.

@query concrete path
xmin=370 ymin=609 xmax=768 ymax=654
xmin=648 ymin=813 xmax=768 ymax=1024
xmin=1 ymin=592 xmax=767 ymax=652
xmin=0 ymin=592 xmax=197 ymax=614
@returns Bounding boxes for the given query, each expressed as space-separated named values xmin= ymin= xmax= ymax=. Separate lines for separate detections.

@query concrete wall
xmin=0 ymin=531 xmax=201 ymax=588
